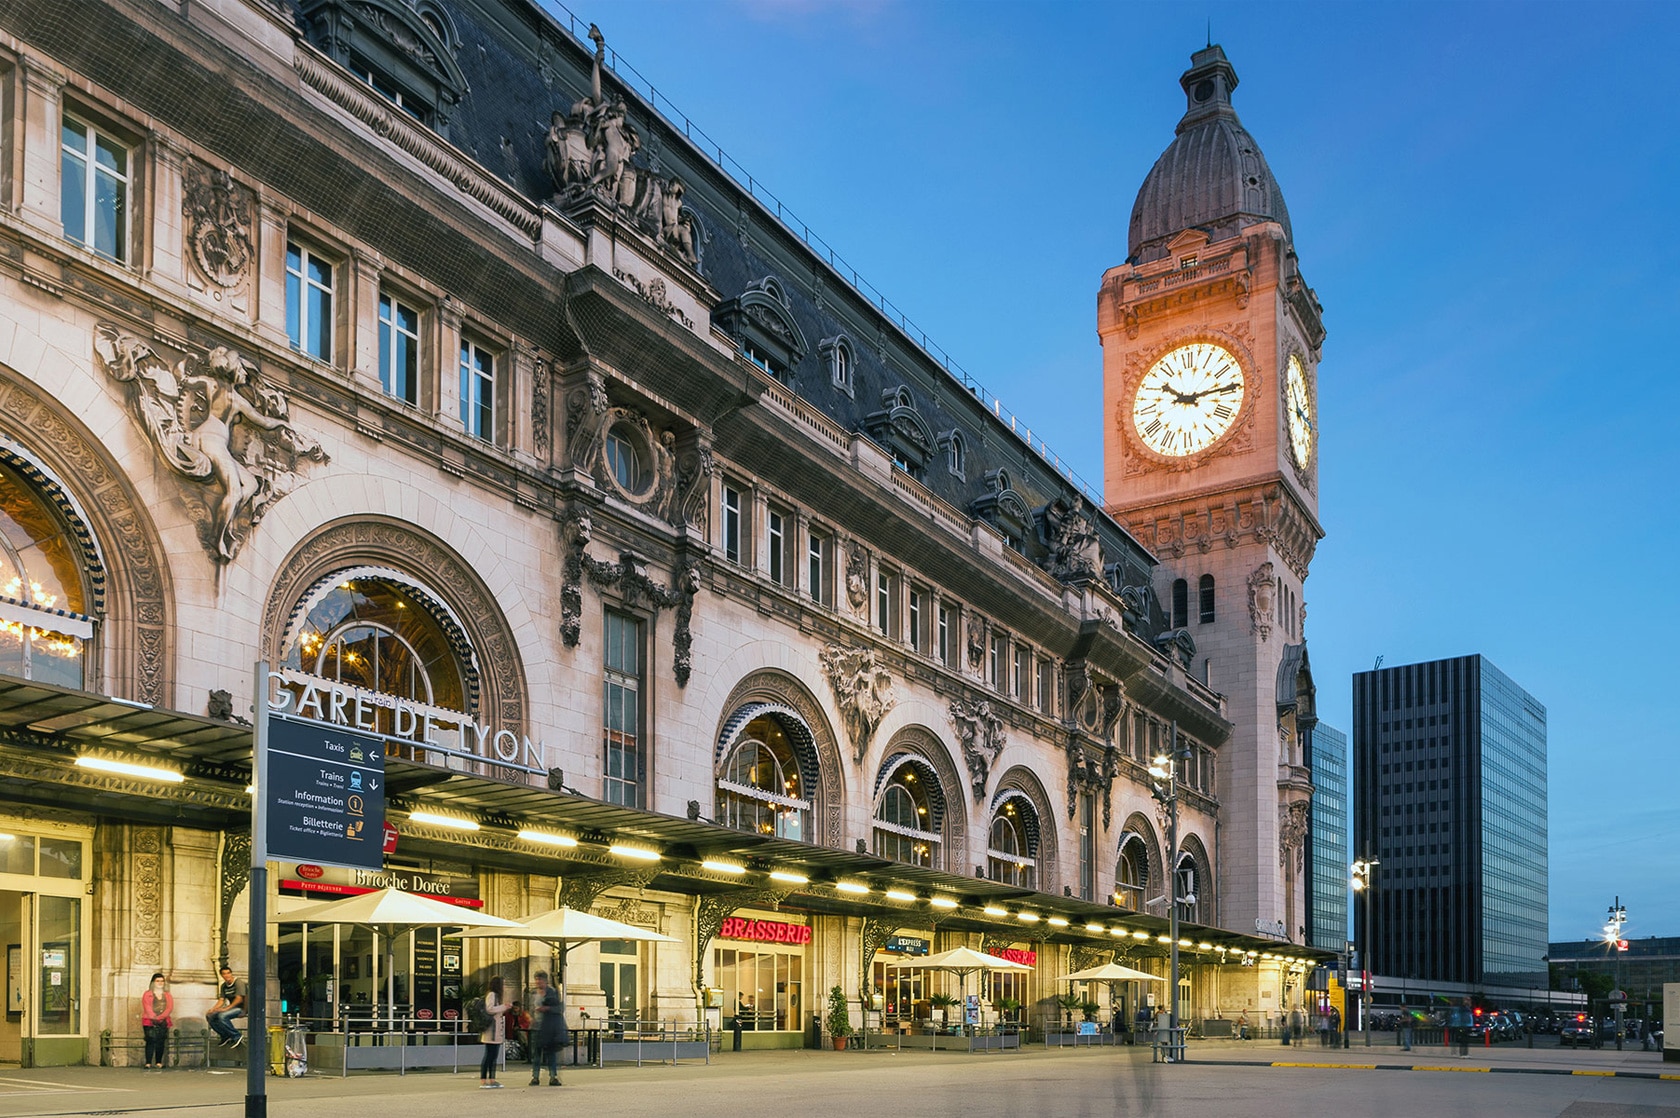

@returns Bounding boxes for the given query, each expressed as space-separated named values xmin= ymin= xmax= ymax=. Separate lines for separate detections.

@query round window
xmin=603 ymin=422 xmax=652 ymax=497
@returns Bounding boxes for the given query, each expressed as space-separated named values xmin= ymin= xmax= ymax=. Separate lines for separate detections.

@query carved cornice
xmin=293 ymin=47 xmax=540 ymax=239
xmin=1111 ymin=479 xmax=1321 ymax=579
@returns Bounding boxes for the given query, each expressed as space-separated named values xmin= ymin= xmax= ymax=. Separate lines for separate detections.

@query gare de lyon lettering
xmin=267 ymin=670 xmax=548 ymax=772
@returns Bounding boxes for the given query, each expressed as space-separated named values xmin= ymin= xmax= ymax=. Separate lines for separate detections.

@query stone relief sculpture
xmin=181 ymin=158 xmax=254 ymax=292
xmin=843 ymin=541 xmax=868 ymax=615
xmin=1065 ymin=734 xmax=1120 ymax=825
xmin=558 ymin=507 xmax=701 ymax=686
xmin=819 ymin=644 xmax=895 ymax=763
xmin=948 ymin=697 xmax=1006 ymax=801
xmin=544 ymin=25 xmax=700 ymax=269
xmin=1037 ymin=494 xmax=1103 ymax=581
xmin=94 ymin=324 xmax=328 ymax=563
xmin=1278 ymin=800 xmax=1310 ymax=871
xmin=1248 ymin=560 xmax=1276 ymax=640
xmin=965 ymin=616 xmax=986 ymax=671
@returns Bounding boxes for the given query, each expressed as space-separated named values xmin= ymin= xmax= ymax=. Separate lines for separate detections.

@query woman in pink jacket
xmin=140 ymin=973 xmax=173 ymax=1069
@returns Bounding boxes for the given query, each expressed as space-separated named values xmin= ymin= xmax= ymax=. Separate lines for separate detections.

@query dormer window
xmin=1179 ymin=254 xmax=1197 ymax=270
xmin=299 ymin=0 xmax=468 ymax=138
xmin=715 ymin=276 xmax=808 ymax=387
xmin=939 ymin=430 xmax=967 ymax=480
xmin=864 ymin=386 xmax=935 ymax=480
xmin=970 ymin=468 xmax=1031 ymax=554
xmin=819 ymin=334 xmax=855 ymax=396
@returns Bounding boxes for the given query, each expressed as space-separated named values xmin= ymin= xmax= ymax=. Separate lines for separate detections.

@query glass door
xmin=599 ymin=939 xmax=639 ymax=1028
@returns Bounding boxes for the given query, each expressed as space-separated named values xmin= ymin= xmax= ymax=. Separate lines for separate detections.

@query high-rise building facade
xmin=1306 ymin=721 xmax=1348 ymax=952
xmin=1352 ymin=656 xmax=1547 ymax=989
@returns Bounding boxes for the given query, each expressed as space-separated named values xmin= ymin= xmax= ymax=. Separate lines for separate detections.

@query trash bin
xmin=267 ymin=1026 xmax=286 ymax=1076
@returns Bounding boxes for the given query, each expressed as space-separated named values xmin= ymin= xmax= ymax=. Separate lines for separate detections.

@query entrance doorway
xmin=599 ymin=939 xmax=639 ymax=1026
xmin=1 ymin=826 xmax=91 ymax=1066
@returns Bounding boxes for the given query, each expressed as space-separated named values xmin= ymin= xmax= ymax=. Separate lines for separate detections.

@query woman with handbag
xmin=139 ymin=973 xmax=173 ymax=1069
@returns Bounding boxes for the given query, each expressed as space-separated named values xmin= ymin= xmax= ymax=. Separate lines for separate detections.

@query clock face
xmin=1285 ymin=354 xmax=1314 ymax=469
xmin=1132 ymin=342 xmax=1245 ymax=457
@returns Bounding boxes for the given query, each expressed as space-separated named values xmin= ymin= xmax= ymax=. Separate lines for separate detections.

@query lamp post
xmin=1603 ymin=897 xmax=1628 ymax=1049
xmin=1149 ymin=721 xmax=1190 ymax=1059
xmin=1351 ymin=854 xmax=1379 ymax=1047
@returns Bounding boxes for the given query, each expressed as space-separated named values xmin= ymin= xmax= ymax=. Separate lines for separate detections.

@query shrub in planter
xmin=827 ymin=986 xmax=853 ymax=1049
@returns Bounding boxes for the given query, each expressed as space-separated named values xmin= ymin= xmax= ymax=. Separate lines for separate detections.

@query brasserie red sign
xmin=996 ymin=948 xmax=1037 ymax=967
xmin=718 ymin=917 xmax=811 ymax=945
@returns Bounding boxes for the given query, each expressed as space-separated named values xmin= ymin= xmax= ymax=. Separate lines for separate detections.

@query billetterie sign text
xmin=268 ymin=670 xmax=546 ymax=771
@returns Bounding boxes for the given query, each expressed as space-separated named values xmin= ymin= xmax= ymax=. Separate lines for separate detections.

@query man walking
xmin=207 ymin=965 xmax=248 ymax=1047
xmin=528 ymin=971 xmax=566 ymax=1086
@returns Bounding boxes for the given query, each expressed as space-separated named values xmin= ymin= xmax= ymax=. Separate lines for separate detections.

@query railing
xmin=534 ymin=1 xmax=1104 ymax=508
xmin=593 ymin=1018 xmax=712 ymax=1066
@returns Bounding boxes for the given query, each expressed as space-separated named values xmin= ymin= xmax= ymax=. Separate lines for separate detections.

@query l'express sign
xmin=268 ymin=670 xmax=547 ymax=773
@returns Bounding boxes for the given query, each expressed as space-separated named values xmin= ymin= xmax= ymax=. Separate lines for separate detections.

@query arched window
xmin=1173 ymin=851 xmax=1199 ymax=923
xmin=873 ymin=760 xmax=940 ymax=867
xmin=1115 ymin=836 xmax=1149 ymax=912
xmin=0 ymin=459 xmax=94 ymax=687
xmin=944 ymin=432 xmax=966 ymax=478
xmin=604 ymin=424 xmax=649 ymax=495
xmin=279 ymin=572 xmax=472 ymax=756
xmin=1170 ymin=578 xmax=1188 ymax=629
xmin=987 ymin=794 xmax=1039 ymax=889
xmin=717 ymin=714 xmax=812 ymax=841
xmin=1198 ymin=574 xmax=1215 ymax=624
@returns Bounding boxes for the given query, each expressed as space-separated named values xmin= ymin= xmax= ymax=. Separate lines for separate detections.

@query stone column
xmin=253 ymin=193 xmax=291 ymax=350
xmin=350 ymin=249 xmax=385 ymax=389
xmin=437 ymin=293 xmax=463 ymax=427
xmin=16 ymin=55 xmax=67 ymax=237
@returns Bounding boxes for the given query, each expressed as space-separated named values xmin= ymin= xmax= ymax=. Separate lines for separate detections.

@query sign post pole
xmin=246 ymin=662 xmax=270 ymax=1118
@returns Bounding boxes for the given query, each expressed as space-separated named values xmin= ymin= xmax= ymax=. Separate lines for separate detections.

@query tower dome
xmin=1128 ymin=45 xmax=1292 ymax=265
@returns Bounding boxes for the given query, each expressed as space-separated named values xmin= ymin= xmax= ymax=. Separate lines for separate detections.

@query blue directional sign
xmin=266 ymin=715 xmax=386 ymax=869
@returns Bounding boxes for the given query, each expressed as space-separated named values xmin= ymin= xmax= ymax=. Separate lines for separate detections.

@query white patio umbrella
xmin=278 ymin=886 xmax=522 ymax=1028
xmin=887 ymin=946 xmax=1031 ymax=1040
xmin=1060 ymin=961 xmax=1165 ymax=1033
xmin=455 ymin=906 xmax=676 ymax=1000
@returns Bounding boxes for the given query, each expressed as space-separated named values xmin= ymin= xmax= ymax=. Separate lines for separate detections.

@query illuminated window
xmin=280 ymin=576 xmax=465 ymax=711
xmin=0 ymin=461 xmax=93 ymax=687
xmin=873 ymin=762 xmax=940 ymax=868
xmin=1115 ymin=837 xmax=1149 ymax=912
xmin=717 ymin=716 xmax=811 ymax=842
xmin=987 ymin=798 xmax=1038 ymax=889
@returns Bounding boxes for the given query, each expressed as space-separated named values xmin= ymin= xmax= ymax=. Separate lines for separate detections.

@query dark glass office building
xmin=1306 ymin=721 xmax=1349 ymax=952
xmin=1353 ymin=656 xmax=1547 ymax=988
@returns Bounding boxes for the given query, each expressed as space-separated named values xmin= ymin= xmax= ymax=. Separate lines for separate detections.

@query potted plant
xmin=996 ymin=996 xmax=1021 ymax=1023
xmin=1080 ymin=999 xmax=1102 ymax=1022
xmin=826 ymin=986 xmax=853 ymax=1050
xmin=1056 ymin=992 xmax=1082 ymax=1030
xmin=929 ymin=992 xmax=957 ymax=1026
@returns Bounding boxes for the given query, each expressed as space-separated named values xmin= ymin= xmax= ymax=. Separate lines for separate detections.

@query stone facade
xmin=0 ymin=3 xmax=1323 ymax=1065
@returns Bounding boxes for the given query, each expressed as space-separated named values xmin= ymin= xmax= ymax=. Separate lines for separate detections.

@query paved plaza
xmin=1 ymin=1039 xmax=1675 ymax=1118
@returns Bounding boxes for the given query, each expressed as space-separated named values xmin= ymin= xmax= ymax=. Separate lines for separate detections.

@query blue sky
xmin=561 ymin=0 xmax=1680 ymax=941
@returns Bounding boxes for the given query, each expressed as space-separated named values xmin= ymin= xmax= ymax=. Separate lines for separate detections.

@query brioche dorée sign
xmin=718 ymin=917 xmax=811 ymax=946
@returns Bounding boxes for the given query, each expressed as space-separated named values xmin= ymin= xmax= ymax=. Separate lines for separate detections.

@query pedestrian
xmin=140 ymin=973 xmax=173 ymax=1068
xmin=1237 ymin=1009 xmax=1250 ymax=1041
xmin=528 ymin=971 xmax=567 ymax=1086
xmin=1289 ymin=1007 xmax=1303 ymax=1046
xmin=478 ymin=976 xmax=511 ymax=1088
xmin=206 ymin=965 xmax=247 ymax=1047
xmin=1318 ymin=1008 xmax=1331 ymax=1047
xmin=1153 ymin=1006 xmax=1173 ymax=1062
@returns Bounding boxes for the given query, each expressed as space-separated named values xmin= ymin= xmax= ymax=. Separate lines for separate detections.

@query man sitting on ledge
xmin=207 ymin=965 xmax=247 ymax=1047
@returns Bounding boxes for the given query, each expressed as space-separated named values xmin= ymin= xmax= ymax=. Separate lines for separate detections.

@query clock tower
xmin=1099 ymin=46 xmax=1326 ymax=945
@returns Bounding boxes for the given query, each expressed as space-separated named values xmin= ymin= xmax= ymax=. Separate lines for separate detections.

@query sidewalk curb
xmin=1195 ymin=1058 xmax=1680 ymax=1081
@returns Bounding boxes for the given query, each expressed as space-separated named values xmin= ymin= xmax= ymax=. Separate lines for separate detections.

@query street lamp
xmin=1351 ymin=854 xmax=1379 ymax=1047
xmin=1149 ymin=721 xmax=1191 ymax=1059
xmin=1603 ymin=897 xmax=1628 ymax=1049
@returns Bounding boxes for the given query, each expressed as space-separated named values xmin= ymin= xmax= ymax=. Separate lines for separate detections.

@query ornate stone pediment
xmin=300 ymin=0 xmax=468 ymax=134
xmin=971 ymin=468 xmax=1031 ymax=547
xmin=94 ymin=324 xmax=328 ymax=563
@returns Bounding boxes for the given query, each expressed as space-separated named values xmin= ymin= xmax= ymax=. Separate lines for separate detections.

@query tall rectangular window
xmin=722 ymin=484 xmax=743 ymax=565
xmin=1078 ymin=793 xmax=1096 ymax=902
xmin=876 ymin=569 xmax=896 ymax=637
xmin=459 ymin=339 xmax=494 ymax=440
xmin=1036 ymin=658 xmax=1053 ymax=713
xmin=907 ymin=588 xmax=923 ymax=653
xmin=61 ymin=115 xmax=128 ymax=262
xmin=286 ymin=242 xmax=335 ymax=362
xmin=937 ymin=604 xmax=952 ymax=666
xmin=767 ymin=507 xmax=787 ymax=585
xmin=1012 ymin=646 xmax=1028 ymax=700
xmin=990 ymin=633 xmax=1008 ymax=690
xmin=603 ymin=610 xmax=643 ymax=806
xmin=808 ymin=529 xmax=830 ymax=605
xmin=378 ymin=292 xmax=421 ymax=404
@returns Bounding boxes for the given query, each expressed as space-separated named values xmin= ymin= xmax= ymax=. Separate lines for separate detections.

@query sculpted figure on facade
xmin=843 ymin=541 xmax=869 ymax=615
xmin=965 ymin=616 xmax=986 ymax=671
xmin=95 ymin=325 xmax=327 ymax=563
xmin=181 ymin=158 xmax=254 ymax=290
xmin=819 ymin=644 xmax=895 ymax=763
xmin=1248 ymin=560 xmax=1276 ymax=640
xmin=1037 ymin=494 xmax=1103 ymax=581
xmin=948 ymin=697 xmax=1006 ymax=801
xmin=543 ymin=25 xmax=701 ymax=268
xmin=1278 ymin=799 xmax=1310 ymax=871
